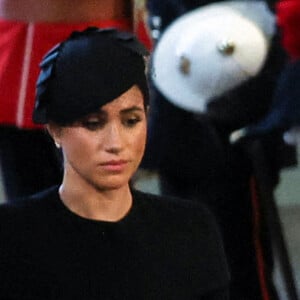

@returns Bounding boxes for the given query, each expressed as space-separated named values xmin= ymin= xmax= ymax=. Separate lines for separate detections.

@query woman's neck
xmin=59 ymin=177 xmax=133 ymax=222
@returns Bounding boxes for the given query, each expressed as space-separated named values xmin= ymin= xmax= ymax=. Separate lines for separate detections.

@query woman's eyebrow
xmin=120 ymin=106 xmax=145 ymax=114
xmin=96 ymin=105 xmax=145 ymax=116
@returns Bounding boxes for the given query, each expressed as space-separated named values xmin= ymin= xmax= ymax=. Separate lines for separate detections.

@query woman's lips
xmin=99 ymin=160 xmax=128 ymax=172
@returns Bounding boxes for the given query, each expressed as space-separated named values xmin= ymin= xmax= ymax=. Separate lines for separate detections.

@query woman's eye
xmin=124 ymin=117 xmax=141 ymax=127
xmin=81 ymin=119 xmax=105 ymax=130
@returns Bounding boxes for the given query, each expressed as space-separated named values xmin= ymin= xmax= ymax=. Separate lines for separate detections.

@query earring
xmin=55 ymin=141 xmax=61 ymax=149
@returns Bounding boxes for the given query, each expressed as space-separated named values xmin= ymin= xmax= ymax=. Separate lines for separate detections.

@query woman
xmin=0 ymin=0 xmax=133 ymax=200
xmin=0 ymin=28 xmax=229 ymax=299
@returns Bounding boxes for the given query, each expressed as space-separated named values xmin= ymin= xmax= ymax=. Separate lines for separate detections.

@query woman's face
xmin=50 ymin=85 xmax=147 ymax=191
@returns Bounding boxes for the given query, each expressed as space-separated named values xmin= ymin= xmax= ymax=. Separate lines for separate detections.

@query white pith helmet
xmin=151 ymin=0 xmax=275 ymax=113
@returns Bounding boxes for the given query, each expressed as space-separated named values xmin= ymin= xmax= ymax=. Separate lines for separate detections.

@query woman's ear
xmin=46 ymin=123 xmax=62 ymax=149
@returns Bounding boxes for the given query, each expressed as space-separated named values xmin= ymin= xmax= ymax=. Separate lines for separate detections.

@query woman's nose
xmin=104 ymin=123 xmax=124 ymax=154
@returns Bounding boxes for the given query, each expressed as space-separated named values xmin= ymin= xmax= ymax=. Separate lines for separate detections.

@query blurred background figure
xmin=237 ymin=0 xmax=300 ymax=141
xmin=0 ymin=0 xmax=151 ymax=202
xmin=276 ymin=0 xmax=300 ymax=145
xmin=139 ymin=0 xmax=297 ymax=299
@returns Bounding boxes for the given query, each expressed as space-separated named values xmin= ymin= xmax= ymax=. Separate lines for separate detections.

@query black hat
xmin=33 ymin=27 xmax=149 ymax=125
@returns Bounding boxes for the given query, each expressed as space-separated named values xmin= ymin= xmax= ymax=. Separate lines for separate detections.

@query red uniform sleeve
xmin=276 ymin=0 xmax=300 ymax=59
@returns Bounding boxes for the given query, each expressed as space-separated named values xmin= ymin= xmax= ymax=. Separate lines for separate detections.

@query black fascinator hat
xmin=33 ymin=27 xmax=149 ymax=125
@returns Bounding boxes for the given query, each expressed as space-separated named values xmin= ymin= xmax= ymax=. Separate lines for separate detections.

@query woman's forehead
xmin=100 ymin=85 xmax=145 ymax=111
